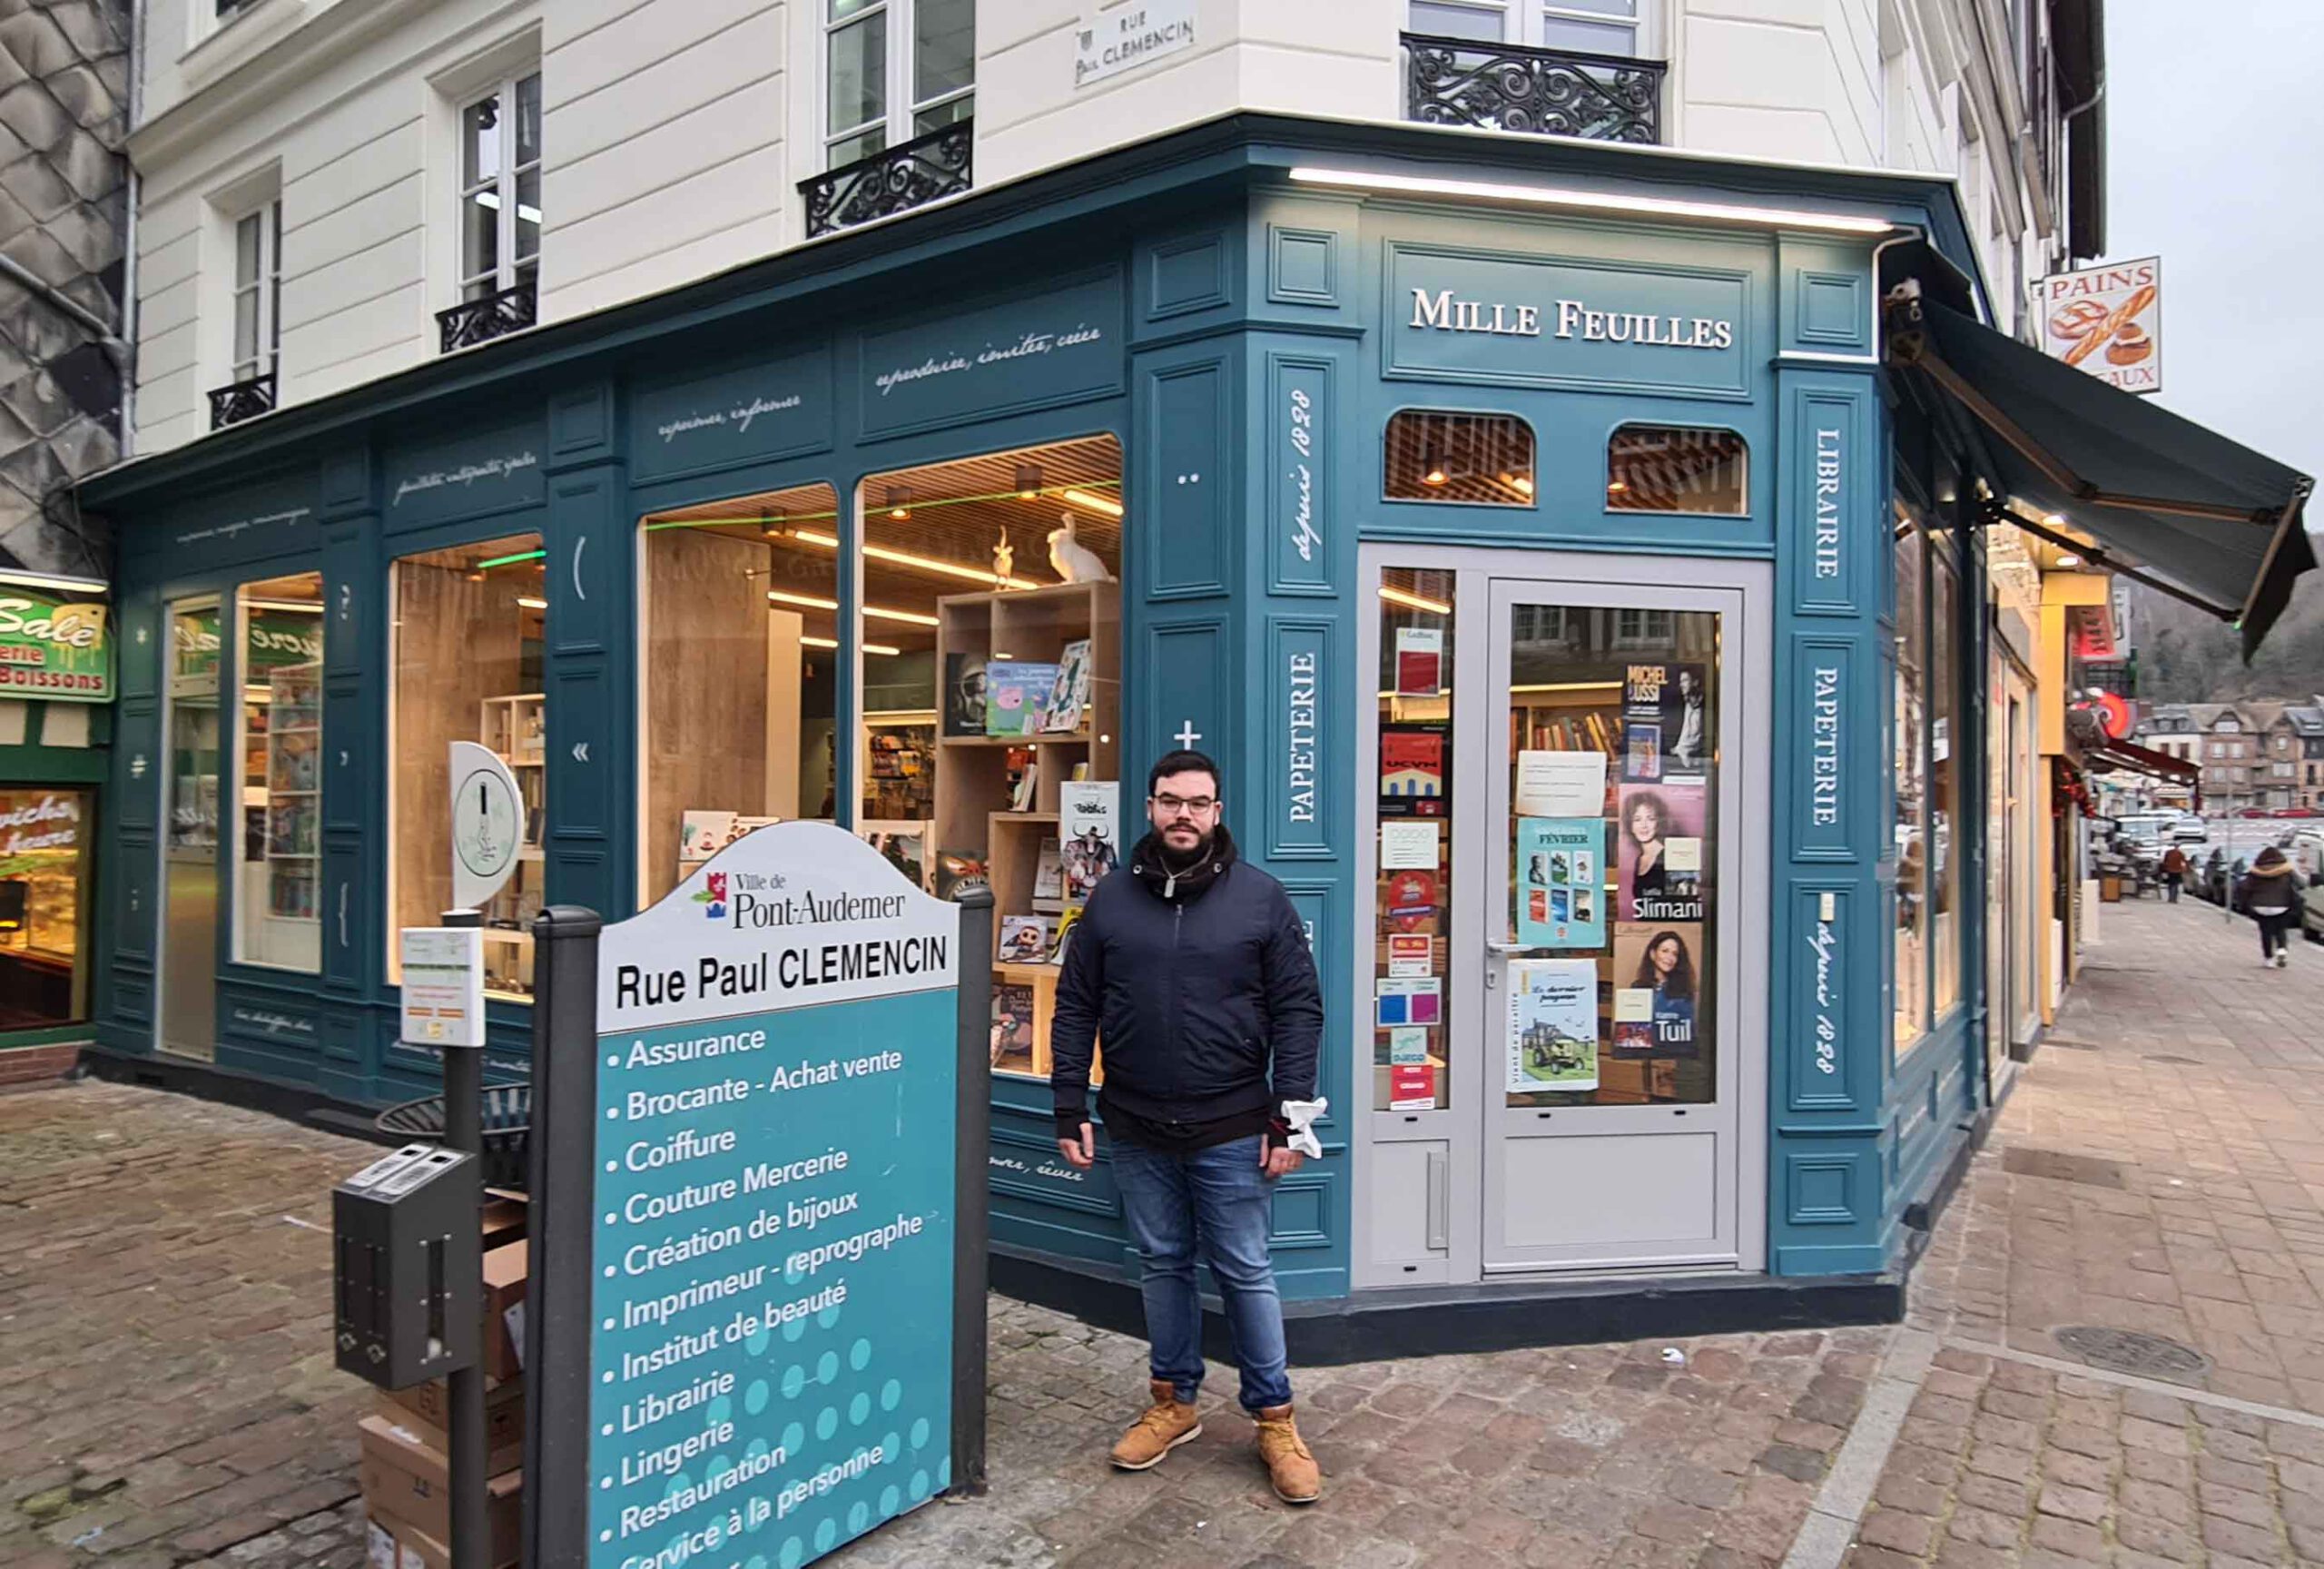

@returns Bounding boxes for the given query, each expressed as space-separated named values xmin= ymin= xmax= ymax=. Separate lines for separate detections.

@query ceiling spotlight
xmin=1607 ymin=479 xmax=1630 ymax=495
xmin=1421 ymin=453 xmax=1448 ymax=488
xmin=760 ymin=510 xmax=787 ymax=538
xmin=885 ymin=485 xmax=911 ymax=522
xmin=1015 ymin=463 xmax=1043 ymax=501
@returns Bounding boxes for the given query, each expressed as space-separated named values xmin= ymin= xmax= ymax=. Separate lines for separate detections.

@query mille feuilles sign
xmin=1387 ymin=246 xmax=1749 ymax=396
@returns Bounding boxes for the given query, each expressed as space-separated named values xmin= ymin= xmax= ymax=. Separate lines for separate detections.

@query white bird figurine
xmin=1049 ymin=512 xmax=1113 ymax=583
xmin=992 ymin=530 xmax=1014 ymax=586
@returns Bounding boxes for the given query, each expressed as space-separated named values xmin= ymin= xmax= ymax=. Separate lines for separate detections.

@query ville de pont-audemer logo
xmin=693 ymin=870 xmax=787 ymax=922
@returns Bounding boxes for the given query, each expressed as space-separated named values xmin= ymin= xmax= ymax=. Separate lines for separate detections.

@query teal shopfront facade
xmin=84 ymin=115 xmax=2007 ymax=1351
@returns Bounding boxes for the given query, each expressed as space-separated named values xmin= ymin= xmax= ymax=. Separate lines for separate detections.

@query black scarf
xmin=1129 ymin=822 xmax=1238 ymax=903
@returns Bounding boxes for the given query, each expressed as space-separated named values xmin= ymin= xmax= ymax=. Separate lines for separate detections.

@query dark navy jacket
xmin=1049 ymin=825 xmax=1323 ymax=1132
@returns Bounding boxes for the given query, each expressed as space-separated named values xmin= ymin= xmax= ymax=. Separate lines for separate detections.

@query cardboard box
xmin=375 ymin=1378 xmax=525 ymax=1475
xmin=480 ymin=1240 xmax=527 ymax=1380
xmin=358 ymin=1414 xmax=521 ymax=1563
xmin=369 ymin=1510 xmax=518 ymax=1569
xmin=478 ymin=1197 xmax=527 ymax=1252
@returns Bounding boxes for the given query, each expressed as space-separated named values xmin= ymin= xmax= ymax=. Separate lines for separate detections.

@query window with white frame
xmin=1613 ymin=607 xmax=1674 ymax=648
xmin=458 ymin=73 xmax=542 ymax=302
xmin=824 ymin=0 xmax=974 ymax=169
xmin=230 ymin=202 xmax=281 ymax=386
xmin=1407 ymin=1 xmax=1648 ymax=54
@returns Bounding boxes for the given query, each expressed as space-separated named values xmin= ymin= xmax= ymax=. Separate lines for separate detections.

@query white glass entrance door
xmin=1354 ymin=548 xmax=1768 ymax=1287
xmin=160 ymin=597 xmax=223 ymax=1061
xmin=1481 ymin=579 xmax=1746 ymax=1271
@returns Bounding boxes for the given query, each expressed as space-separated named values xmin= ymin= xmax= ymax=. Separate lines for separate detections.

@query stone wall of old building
xmin=0 ymin=1 xmax=127 ymax=578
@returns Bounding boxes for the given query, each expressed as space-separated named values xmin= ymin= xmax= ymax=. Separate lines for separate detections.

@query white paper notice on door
xmin=1514 ymin=749 xmax=1607 ymax=817
xmin=1379 ymin=820 xmax=1440 ymax=870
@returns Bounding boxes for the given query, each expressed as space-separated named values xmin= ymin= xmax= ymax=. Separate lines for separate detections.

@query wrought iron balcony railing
xmin=1403 ymin=33 xmax=1666 ymax=145
xmin=437 ymin=279 xmax=537 ymax=354
xmin=800 ymin=120 xmax=972 ymax=239
xmin=207 ymin=370 xmax=277 ymax=429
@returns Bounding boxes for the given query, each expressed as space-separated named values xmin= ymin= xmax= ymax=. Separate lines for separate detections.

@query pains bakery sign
xmin=2034 ymin=257 xmax=2161 ymax=395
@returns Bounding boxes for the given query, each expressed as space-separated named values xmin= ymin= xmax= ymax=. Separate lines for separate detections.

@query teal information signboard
xmin=583 ymin=824 xmax=960 ymax=1569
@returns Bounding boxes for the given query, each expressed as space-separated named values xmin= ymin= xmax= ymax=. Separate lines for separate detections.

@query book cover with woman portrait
xmin=1610 ymin=924 xmax=1703 ymax=1059
xmin=1616 ymin=784 xmax=1705 ymax=923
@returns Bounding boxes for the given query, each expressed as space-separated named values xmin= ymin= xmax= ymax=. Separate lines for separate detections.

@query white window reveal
xmin=458 ymin=73 xmax=542 ymax=303
xmin=824 ymin=0 xmax=974 ymax=170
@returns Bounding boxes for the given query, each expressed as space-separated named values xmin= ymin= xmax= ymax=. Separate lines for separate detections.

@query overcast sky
xmin=2103 ymin=5 xmax=2321 ymax=488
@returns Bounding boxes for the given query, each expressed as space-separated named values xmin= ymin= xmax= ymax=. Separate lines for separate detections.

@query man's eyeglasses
xmin=1152 ymin=794 xmax=1217 ymax=816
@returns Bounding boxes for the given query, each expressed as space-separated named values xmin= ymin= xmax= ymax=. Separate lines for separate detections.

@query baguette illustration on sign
xmin=2034 ymin=257 xmax=2162 ymax=394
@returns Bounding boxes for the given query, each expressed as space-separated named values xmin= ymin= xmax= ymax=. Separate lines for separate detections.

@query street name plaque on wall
xmin=530 ymin=824 xmax=976 ymax=1569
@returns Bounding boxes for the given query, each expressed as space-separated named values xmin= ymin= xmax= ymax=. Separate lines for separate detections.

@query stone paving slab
xmin=1909 ymin=896 xmax=2324 ymax=1420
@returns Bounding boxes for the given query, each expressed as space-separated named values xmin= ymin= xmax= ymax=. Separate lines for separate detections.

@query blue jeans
xmin=1109 ymin=1134 xmax=1293 ymax=1413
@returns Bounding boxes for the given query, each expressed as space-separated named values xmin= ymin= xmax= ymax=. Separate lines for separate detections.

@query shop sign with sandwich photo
xmin=2033 ymin=256 xmax=2162 ymax=394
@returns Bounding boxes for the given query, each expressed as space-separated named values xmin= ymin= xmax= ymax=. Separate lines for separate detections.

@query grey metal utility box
xmin=332 ymin=1142 xmax=482 ymax=1388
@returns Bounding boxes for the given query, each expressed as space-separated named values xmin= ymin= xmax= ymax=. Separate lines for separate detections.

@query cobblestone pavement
xmin=1844 ymin=894 xmax=2324 ymax=1568
xmin=10 ymin=891 xmax=2324 ymax=1568
xmin=0 ymin=1081 xmax=373 ymax=1569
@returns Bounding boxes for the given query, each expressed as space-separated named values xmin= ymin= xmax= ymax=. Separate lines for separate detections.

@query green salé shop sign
xmin=0 ymin=585 xmax=111 ymax=702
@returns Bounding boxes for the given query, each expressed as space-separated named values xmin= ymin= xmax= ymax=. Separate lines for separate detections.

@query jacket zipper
xmin=1168 ymin=902 xmax=1185 ymax=1112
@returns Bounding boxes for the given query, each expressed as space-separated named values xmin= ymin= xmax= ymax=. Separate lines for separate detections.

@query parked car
xmin=2304 ymin=882 xmax=2324 ymax=944
xmin=2241 ymin=807 xmax=2273 ymax=819
xmin=2171 ymin=814 xmax=2208 ymax=842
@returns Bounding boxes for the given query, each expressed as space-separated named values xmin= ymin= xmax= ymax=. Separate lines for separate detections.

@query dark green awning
xmin=1889 ymin=295 xmax=2314 ymax=657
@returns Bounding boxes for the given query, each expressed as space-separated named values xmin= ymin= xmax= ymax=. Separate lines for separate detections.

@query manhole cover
xmin=2143 ymin=1054 xmax=2202 ymax=1066
xmin=2053 ymin=1326 xmax=2211 ymax=1379
xmin=2003 ymin=1147 xmax=2129 ymax=1189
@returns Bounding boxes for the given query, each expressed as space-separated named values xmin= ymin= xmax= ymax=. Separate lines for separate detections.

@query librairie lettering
xmin=1410 ymin=289 xmax=1734 ymax=350
xmin=1814 ymin=429 xmax=1844 ymax=580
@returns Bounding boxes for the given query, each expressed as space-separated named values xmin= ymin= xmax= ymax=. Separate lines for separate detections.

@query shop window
xmin=639 ymin=482 xmax=844 ymax=905
xmin=637 ymin=439 xmax=1124 ymax=1085
xmin=1929 ymin=545 xmax=1963 ymax=1019
xmin=1374 ymin=567 xmax=1455 ymax=1111
xmin=862 ymin=438 xmax=1121 ymax=1081
xmin=1384 ymin=410 xmax=1535 ymax=506
xmin=231 ymin=573 xmax=323 ymax=972
xmin=0 ymin=786 xmax=93 ymax=1026
xmin=1507 ymin=600 xmax=1721 ymax=1110
xmin=1605 ymin=426 xmax=1747 ymax=515
xmin=1892 ymin=507 xmax=1928 ymax=1054
xmin=390 ymin=535 xmax=547 ymax=1000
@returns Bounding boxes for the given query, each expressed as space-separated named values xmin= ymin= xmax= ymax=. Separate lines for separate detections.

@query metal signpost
xmin=523 ymin=822 xmax=991 ymax=1569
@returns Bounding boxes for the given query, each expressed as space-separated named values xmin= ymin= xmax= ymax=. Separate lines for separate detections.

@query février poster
xmin=1506 ymin=958 xmax=1600 ymax=1092
xmin=1515 ymin=818 xmax=1605 ymax=949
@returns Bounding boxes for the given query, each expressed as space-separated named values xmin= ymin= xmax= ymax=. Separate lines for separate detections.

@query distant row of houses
xmin=2134 ymin=701 xmax=2324 ymax=812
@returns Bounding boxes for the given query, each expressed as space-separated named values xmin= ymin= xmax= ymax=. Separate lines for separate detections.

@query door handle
xmin=1424 ymin=1149 xmax=1449 ymax=1251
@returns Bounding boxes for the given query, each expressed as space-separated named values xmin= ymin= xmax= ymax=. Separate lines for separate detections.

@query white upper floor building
xmin=126 ymin=0 xmax=2102 ymax=454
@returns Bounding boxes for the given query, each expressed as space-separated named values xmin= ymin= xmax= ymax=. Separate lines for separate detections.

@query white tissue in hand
xmin=1280 ymin=1097 xmax=1327 ymax=1159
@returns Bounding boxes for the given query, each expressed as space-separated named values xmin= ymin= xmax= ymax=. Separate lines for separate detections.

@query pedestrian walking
xmin=1049 ymin=749 xmax=1326 ymax=1505
xmin=2240 ymin=845 xmax=2299 ymax=967
xmin=2160 ymin=844 xmax=2189 ymax=903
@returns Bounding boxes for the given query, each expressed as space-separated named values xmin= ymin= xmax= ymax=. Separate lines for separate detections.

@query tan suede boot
xmin=1108 ymin=1379 xmax=1202 ymax=1470
xmin=1253 ymin=1404 xmax=1322 ymax=1504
